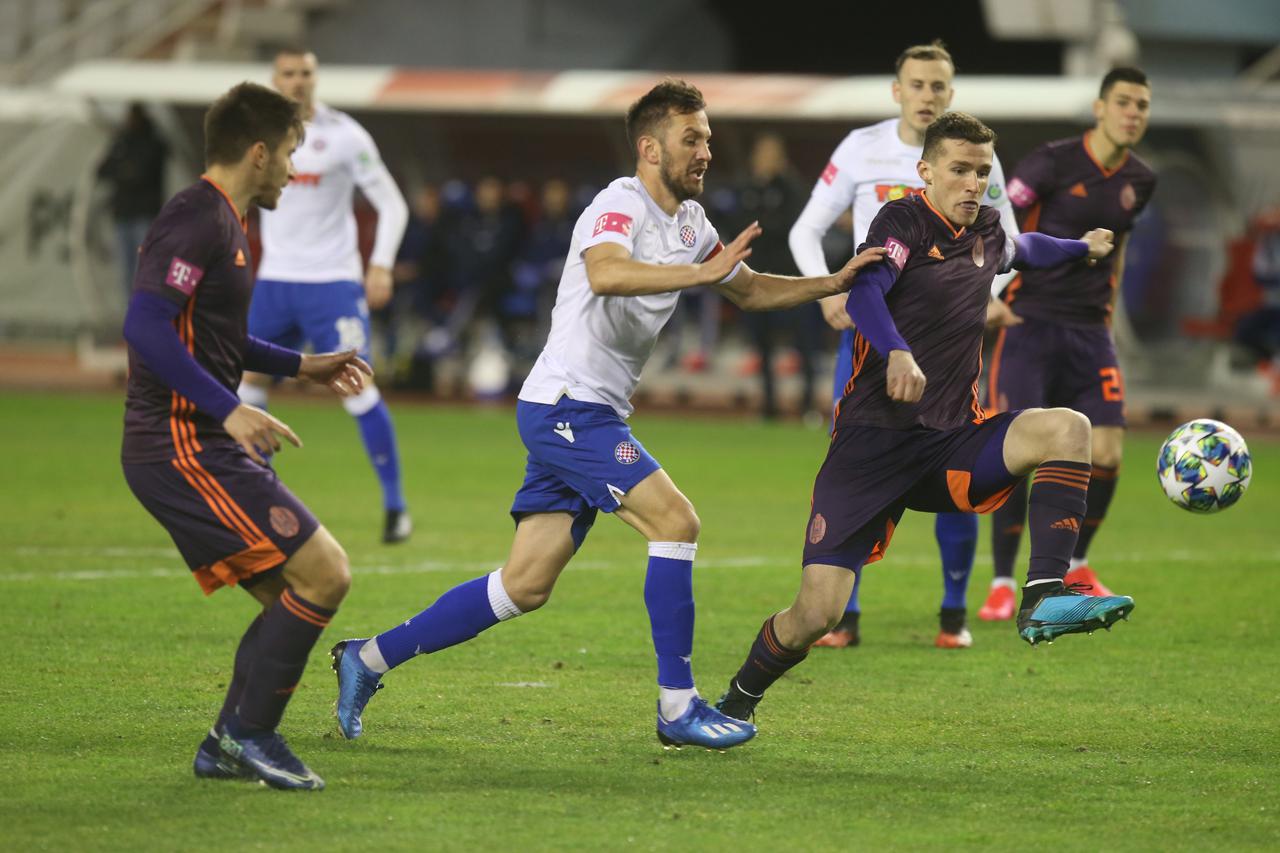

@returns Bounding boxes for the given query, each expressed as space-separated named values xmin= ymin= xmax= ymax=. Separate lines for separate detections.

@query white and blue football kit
xmin=332 ymin=175 xmax=755 ymax=750
xmin=244 ymin=102 xmax=410 ymax=529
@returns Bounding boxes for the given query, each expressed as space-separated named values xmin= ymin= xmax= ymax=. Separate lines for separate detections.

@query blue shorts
xmin=510 ymin=398 xmax=661 ymax=545
xmin=248 ymin=279 xmax=371 ymax=360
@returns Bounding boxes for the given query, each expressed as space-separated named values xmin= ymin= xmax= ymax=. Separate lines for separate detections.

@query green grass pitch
xmin=1 ymin=392 xmax=1276 ymax=850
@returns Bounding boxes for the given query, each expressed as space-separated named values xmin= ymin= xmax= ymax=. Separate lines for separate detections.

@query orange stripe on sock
xmin=280 ymin=590 xmax=331 ymax=628
xmin=1031 ymin=475 xmax=1090 ymax=490
xmin=1037 ymin=465 xmax=1091 ymax=478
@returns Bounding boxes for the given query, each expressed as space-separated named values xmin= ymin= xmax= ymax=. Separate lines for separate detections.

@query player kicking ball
xmin=121 ymin=83 xmax=372 ymax=789
xmin=716 ymin=112 xmax=1136 ymax=726
xmin=330 ymin=79 xmax=886 ymax=751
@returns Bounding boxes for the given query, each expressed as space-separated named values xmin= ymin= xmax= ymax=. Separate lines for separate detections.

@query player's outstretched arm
xmin=583 ymin=221 xmax=760 ymax=296
xmin=1009 ymin=229 xmax=1114 ymax=271
xmin=714 ymin=246 xmax=886 ymax=312
xmin=298 ymin=349 xmax=374 ymax=397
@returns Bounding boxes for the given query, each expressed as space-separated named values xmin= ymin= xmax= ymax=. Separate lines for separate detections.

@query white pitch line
xmin=1 ymin=550 xmax=1276 ymax=584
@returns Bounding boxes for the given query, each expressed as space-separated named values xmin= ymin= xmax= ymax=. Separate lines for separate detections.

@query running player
xmin=329 ymin=80 xmax=887 ymax=750
xmin=121 ymin=82 xmax=372 ymax=789
xmin=978 ymin=67 xmax=1156 ymax=620
xmin=239 ymin=47 xmax=412 ymax=544
xmin=716 ymin=112 xmax=1135 ymax=726
xmin=789 ymin=41 xmax=1021 ymax=649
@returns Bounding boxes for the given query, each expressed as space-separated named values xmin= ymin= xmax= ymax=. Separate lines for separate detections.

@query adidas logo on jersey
xmin=1069 ymin=182 xmax=1088 ymax=198
xmin=928 ymin=245 xmax=945 ymax=261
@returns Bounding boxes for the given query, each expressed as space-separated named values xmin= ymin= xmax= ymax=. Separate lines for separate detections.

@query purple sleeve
xmin=244 ymin=336 xmax=302 ymax=377
xmin=844 ymin=262 xmax=911 ymax=357
xmin=123 ymin=291 xmax=241 ymax=422
xmin=1012 ymin=232 xmax=1089 ymax=270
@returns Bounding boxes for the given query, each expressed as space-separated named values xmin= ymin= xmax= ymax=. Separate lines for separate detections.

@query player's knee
xmin=503 ymin=575 xmax=553 ymax=612
xmin=655 ymin=503 xmax=700 ymax=543
xmin=1047 ymin=408 xmax=1092 ymax=457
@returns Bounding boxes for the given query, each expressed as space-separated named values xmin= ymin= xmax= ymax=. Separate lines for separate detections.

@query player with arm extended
xmin=788 ymin=41 xmax=1022 ymax=650
xmin=239 ymin=48 xmax=413 ymax=544
xmin=120 ymin=83 xmax=373 ymax=790
xmin=717 ymin=112 xmax=1136 ymax=726
xmin=978 ymin=67 xmax=1157 ymax=621
xmin=328 ymin=80 xmax=886 ymax=750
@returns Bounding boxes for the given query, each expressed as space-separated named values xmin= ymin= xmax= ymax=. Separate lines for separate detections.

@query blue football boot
xmin=193 ymin=726 xmax=244 ymax=780
xmin=218 ymin=726 xmax=324 ymax=791
xmin=1017 ymin=582 xmax=1135 ymax=646
xmin=656 ymin=696 xmax=756 ymax=750
xmin=330 ymin=639 xmax=384 ymax=740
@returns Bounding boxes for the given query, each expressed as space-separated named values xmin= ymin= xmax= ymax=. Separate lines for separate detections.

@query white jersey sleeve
xmin=988 ymin=152 xmax=1021 ymax=296
xmin=578 ymin=184 xmax=648 ymax=257
xmin=345 ymin=120 xmax=408 ymax=271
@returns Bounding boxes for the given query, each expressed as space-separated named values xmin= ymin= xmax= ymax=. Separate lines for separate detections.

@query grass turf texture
xmin=1 ymin=391 xmax=1276 ymax=851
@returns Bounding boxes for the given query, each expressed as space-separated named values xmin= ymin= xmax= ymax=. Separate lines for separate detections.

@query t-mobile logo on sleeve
xmin=165 ymin=257 xmax=204 ymax=295
xmin=1007 ymin=178 xmax=1038 ymax=208
xmin=592 ymin=212 xmax=633 ymax=238
xmin=884 ymin=238 xmax=910 ymax=269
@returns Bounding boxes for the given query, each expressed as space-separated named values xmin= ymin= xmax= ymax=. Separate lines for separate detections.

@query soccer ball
xmin=1156 ymin=419 xmax=1252 ymax=513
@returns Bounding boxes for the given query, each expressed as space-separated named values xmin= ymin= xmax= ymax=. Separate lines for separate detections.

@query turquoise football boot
xmin=1017 ymin=582 xmax=1134 ymax=646
xmin=330 ymin=639 xmax=384 ymax=740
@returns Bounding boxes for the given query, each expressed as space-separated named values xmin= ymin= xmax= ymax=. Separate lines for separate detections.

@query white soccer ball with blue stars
xmin=1157 ymin=419 xmax=1251 ymax=513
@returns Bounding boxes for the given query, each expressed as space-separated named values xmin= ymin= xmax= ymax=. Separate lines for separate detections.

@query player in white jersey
xmin=329 ymin=80 xmax=886 ymax=751
xmin=788 ymin=41 xmax=1021 ymax=650
xmin=239 ymin=48 xmax=412 ymax=543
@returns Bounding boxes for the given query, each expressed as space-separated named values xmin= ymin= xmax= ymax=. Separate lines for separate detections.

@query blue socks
xmin=842 ymin=568 xmax=862 ymax=614
xmin=936 ymin=512 xmax=978 ymax=610
xmin=644 ymin=542 xmax=697 ymax=690
xmin=349 ymin=394 xmax=405 ymax=512
xmin=372 ymin=571 xmax=522 ymax=670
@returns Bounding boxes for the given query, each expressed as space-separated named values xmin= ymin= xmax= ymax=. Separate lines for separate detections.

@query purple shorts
xmin=123 ymin=449 xmax=319 ymax=595
xmin=802 ymin=412 xmax=1020 ymax=571
xmin=988 ymin=318 xmax=1125 ymax=427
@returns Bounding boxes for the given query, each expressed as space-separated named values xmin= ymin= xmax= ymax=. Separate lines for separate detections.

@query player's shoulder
xmin=1123 ymin=149 xmax=1157 ymax=181
xmin=591 ymin=177 xmax=649 ymax=214
xmin=974 ymin=204 xmax=1003 ymax=232
xmin=873 ymin=195 xmax=928 ymax=234
xmin=832 ymin=118 xmax=897 ymax=161
xmin=155 ymin=181 xmax=228 ymax=229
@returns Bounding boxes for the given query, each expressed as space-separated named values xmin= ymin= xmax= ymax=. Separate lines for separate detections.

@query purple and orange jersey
xmin=1004 ymin=132 xmax=1156 ymax=326
xmin=836 ymin=194 xmax=1012 ymax=433
xmin=122 ymin=178 xmax=253 ymax=464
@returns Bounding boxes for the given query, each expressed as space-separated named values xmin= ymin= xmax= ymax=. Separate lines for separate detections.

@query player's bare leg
xmin=614 ymin=469 xmax=755 ymax=749
xmin=1064 ymin=425 xmax=1123 ymax=595
xmin=217 ymin=526 xmax=350 ymax=790
xmin=717 ymin=563 xmax=856 ymax=721
xmin=1002 ymin=409 xmax=1134 ymax=644
xmin=332 ymin=513 xmax=573 ymax=739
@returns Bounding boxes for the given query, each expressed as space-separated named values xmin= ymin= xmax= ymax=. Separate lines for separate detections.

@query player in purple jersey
xmin=979 ymin=68 xmax=1156 ymax=620
xmin=715 ymin=113 xmax=1137 ymax=726
xmin=121 ymin=83 xmax=371 ymax=790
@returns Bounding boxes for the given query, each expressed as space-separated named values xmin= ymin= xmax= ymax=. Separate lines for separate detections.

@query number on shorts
xmin=1099 ymin=366 xmax=1124 ymax=402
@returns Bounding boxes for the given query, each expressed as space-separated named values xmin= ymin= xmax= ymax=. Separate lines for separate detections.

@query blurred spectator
xmin=97 ymin=103 xmax=168 ymax=302
xmin=394 ymin=184 xmax=450 ymax=325
xmin=1235 ymin=209 xmax=1280 ymax=388
xmin=725 ymin=133 xmax=820 ymax=419
xmin=447 ymin=176 xmax=525 ymax=336
xmin=506 ymin=179 xmax=577 ymax=358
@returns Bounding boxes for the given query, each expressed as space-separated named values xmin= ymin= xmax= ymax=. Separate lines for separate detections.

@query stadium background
xmin=1 ymin=1 xmax=1277 ymax=850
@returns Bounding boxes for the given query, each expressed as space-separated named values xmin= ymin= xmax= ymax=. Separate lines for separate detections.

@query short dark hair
xmin=203 ymin=82 xmax=304 ymax=167
xmin=625 ymin=79 xmax=705 ymax=153
xmin=1099 ymin=66 xmax=1149 ymax=99
xmin=921 ymin=111 xmax=996 ymax=162
xmin=895 ymin=40 xmax=955 ymax=76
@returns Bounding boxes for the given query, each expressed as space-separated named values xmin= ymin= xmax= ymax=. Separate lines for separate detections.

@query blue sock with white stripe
xmin=936 ymin=512 xmax=978 ymax=610
xmin=645 ymin=542 xmax=698 ymax=719
xmin=346 ymin=389 xmax=406 ymax=512
xmin=366 ymin=570 xmax=522 ymax=670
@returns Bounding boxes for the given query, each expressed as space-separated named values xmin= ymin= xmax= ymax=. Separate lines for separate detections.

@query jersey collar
xmin=200 ymin=176 xmax=249 ymax=232
xmin=1082 ymin=130 xmax=1129 ymax=178
xmin=919 ymin=192 xmax=965 ymax=239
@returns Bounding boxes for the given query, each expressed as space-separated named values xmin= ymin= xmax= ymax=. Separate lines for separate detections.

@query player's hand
xmin=985 ymin=297 xmax=1023 ymax=329
xmin=819 ymin=294 xmax=853 ymax=330
xmin=1081 ymin=228 xmax=1114 ymax=261
xmin=299 ymin=349 xmax=374 ymax=397
xmin=364 ymin=265 xmax=394 ymax=310
xmin=698 ymin=221 xmax=760 ymax=284
xmin=885 ymin=349 xmax=926 ymax=403
xmin=831 ymin=246 xmax=888 ymax=291
xmin=223 ymin=404 xmax=301 ymax=465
